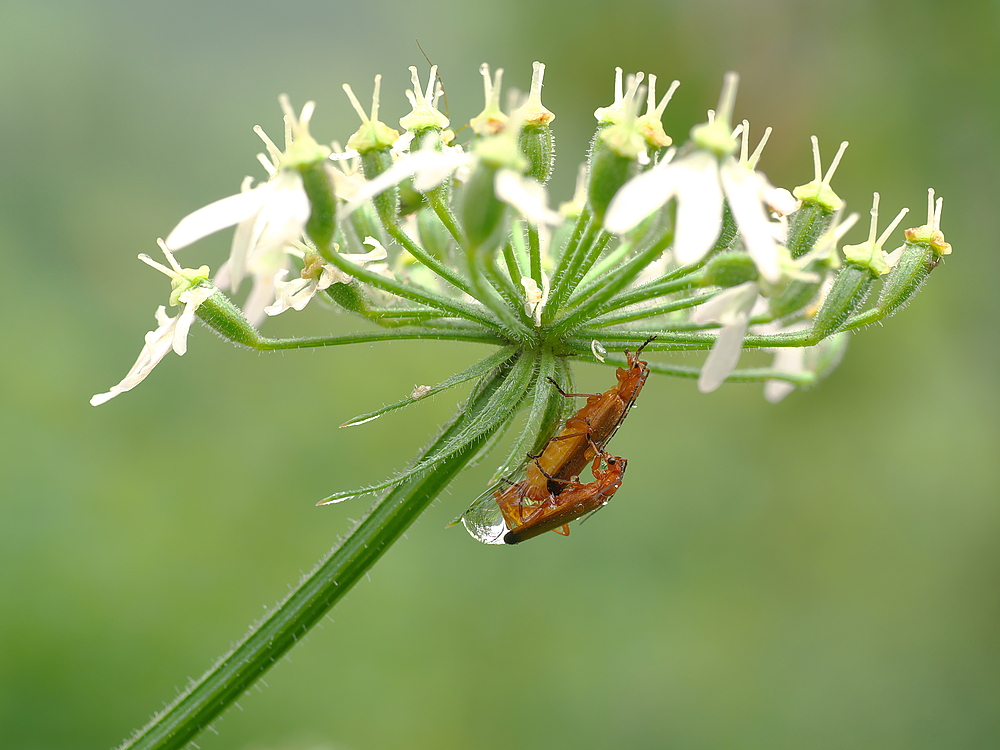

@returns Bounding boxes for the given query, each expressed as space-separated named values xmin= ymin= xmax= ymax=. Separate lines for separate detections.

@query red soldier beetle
xmin=458 ymin=337 xmax=652 ymax=544
xmin=529 ymin=335 xmax=654 ymax=494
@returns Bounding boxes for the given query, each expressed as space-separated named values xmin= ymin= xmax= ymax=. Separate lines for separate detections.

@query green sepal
xmin=702 ymin=252 xmax=758 ymax=288
xmin=786 ymin=200 xmax=835 ymax=259
xmin=297 ymin=160 xmax=337 ymax=257
xmin=876 ymin=242 xmax=938 ymax=317
xmin=195 ymin=290 xmax=261 ymax=348
xmin=519 ymin=124 xmax=555 ymax=185
xmin=811 ymin=262 xmax=875 ymax=337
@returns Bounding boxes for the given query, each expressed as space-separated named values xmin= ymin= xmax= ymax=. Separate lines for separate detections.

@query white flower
xmin=761 ymin=322 xmax=815 ymax=404
xmin=91 ymin=244 xmax=215 ymax=406
xmin=494 ymin=169 xmax=562 ymax=226
xmin=165 ymin=96 xmax=329 ymax=311
xmin=692 ymin=281 xmax=766 ymax=393
xmin=605 ymin=75 xmax=786 ymax=284
xmin=519 ymin=274 xmax=548 ymax=326
xmin=761 ymin=323 xmax=848 ymax=404
xmin=338 ymin=133 xmax=469 ymax=219
xmin=263 ymin=238 xmax=388 ymax=316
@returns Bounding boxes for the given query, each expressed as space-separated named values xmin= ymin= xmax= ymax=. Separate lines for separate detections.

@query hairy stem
xmin=118 ymin=364 xmax=512 ymax=750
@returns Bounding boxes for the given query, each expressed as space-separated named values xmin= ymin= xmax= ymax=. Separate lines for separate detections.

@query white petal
xmin=172 ymin=284 xmax=215 ymax=355
xmin=721 ymin=159 xmax=781 ymax=284
xmin=494 ymin=169 xmax=562 ymax=226
xmin=604 ymin=165 xmax=676 ymax=234
xmin=341 ymin=149 xmax=467 ymax=218
xmin=165 ymin=187 xmax=267 ymax=250
xmin=90 ymin=306 xmax=178 ymax=405
xmin=692 ymin=281 xmax=759 ymax=326
xmin=672 ymin=151 xmax=725 ymax=266
xmin=698 ymin=316 xmax=750 ymax=393
xmin=253 ymin=172 xmax=311 ymax=251
xmin=695 ymin=282 xmax=759 ymax=393
xmin=764 ymin=348 xmax=805 ymax=403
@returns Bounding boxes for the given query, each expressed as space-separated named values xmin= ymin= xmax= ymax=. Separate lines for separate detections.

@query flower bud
xmin=788 ymin=138 xmax=848 ymax=258
xmin=811 ymin=193 xmax=907 ymax=337
xmin=297 ymin=161 xmax=338 ymax=254
xmin=587 ymin=137 xmax=640 ymax=222
xmin=810 ymin=262 xmax=874 ymax=337
xmin=460 ymin=160 xmax=507 ymax=252
xmin=460 ymin=115 xmax=528 ymax=252
xmin=195 ymin=289 xmax=261 ymax=348
xmin=877 ymin=189 xmax=951 ymax=316
xmin=768 ymin=272 xmax=825 ymax=319
xmin=359 ymin=148 xmax=398 ymax=227
xmin=702 ymin=252 xmax=758 ymax=288
xmin=512 ymin=62 xmax=556 ymax=185
xmin=588 ymin=70 xmax=646 ymax=220
xmin=417 ymin=206 xmax=452 ymax=261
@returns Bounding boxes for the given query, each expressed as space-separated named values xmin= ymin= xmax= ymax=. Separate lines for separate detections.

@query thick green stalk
xmin=119 ymin=363 xmax=512 ymax=750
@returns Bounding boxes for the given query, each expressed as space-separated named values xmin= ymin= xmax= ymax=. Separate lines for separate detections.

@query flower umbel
xmin=96 ymin=60 xmax=952 ymax=750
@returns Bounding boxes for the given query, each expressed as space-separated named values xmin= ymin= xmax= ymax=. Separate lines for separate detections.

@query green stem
xmin=527 ymin=224 xmax=542 ymax=288
xmin=386 ymin=223 xmax=475 ymax=298
xmin=587 ymin=291 xmax=719 ymax=327
xmin=118 ymin=362 xmax=513 ymax=750
xmin=563 ymin=346 xmax=814 ymax=385
xmin=323 ymin=250 xmax=499 ymax=331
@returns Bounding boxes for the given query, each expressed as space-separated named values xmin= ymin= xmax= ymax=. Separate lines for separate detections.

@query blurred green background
xmin=2 ymin=0 xmax=998 ymax=748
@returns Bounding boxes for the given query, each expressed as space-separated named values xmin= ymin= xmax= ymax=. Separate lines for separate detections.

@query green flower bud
xmin=519 ymin=125 xmax=555 ymax=185
xmin=195 ymin=290 xmax=261 ymax=348
xmin=768 ymin=271 xmax=825 ymax=319
xmin=810 ymin=262 xmax=874 ymax=337
xmin=357 ymin=148 xmax=398 ymax=226
xmin=460 ymin=160 xmax=506 ymax=252
xmin=702 ymin=252 xmax=758 ymax=288
xmin=786 ymin=201 xmax=835 ymax=259
xmin=297 ymin=160 xmax=337 ymax=255
xmin=587 ymin=125 xmax=642 ymax=221
xmin=417 ymin=206 xmax=452 ymax=261
xmin=324 ymin=278 xmax=368 ymax=315
xmin=399 ymin=65 xmax=450 ymax=133
xmin=878 ymin=189 xmax=951 ymax=316
xmin=512 ymin=62 xmax=556 ymax=185
xmin=787 ymin=138 xmax=850 ymax=257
